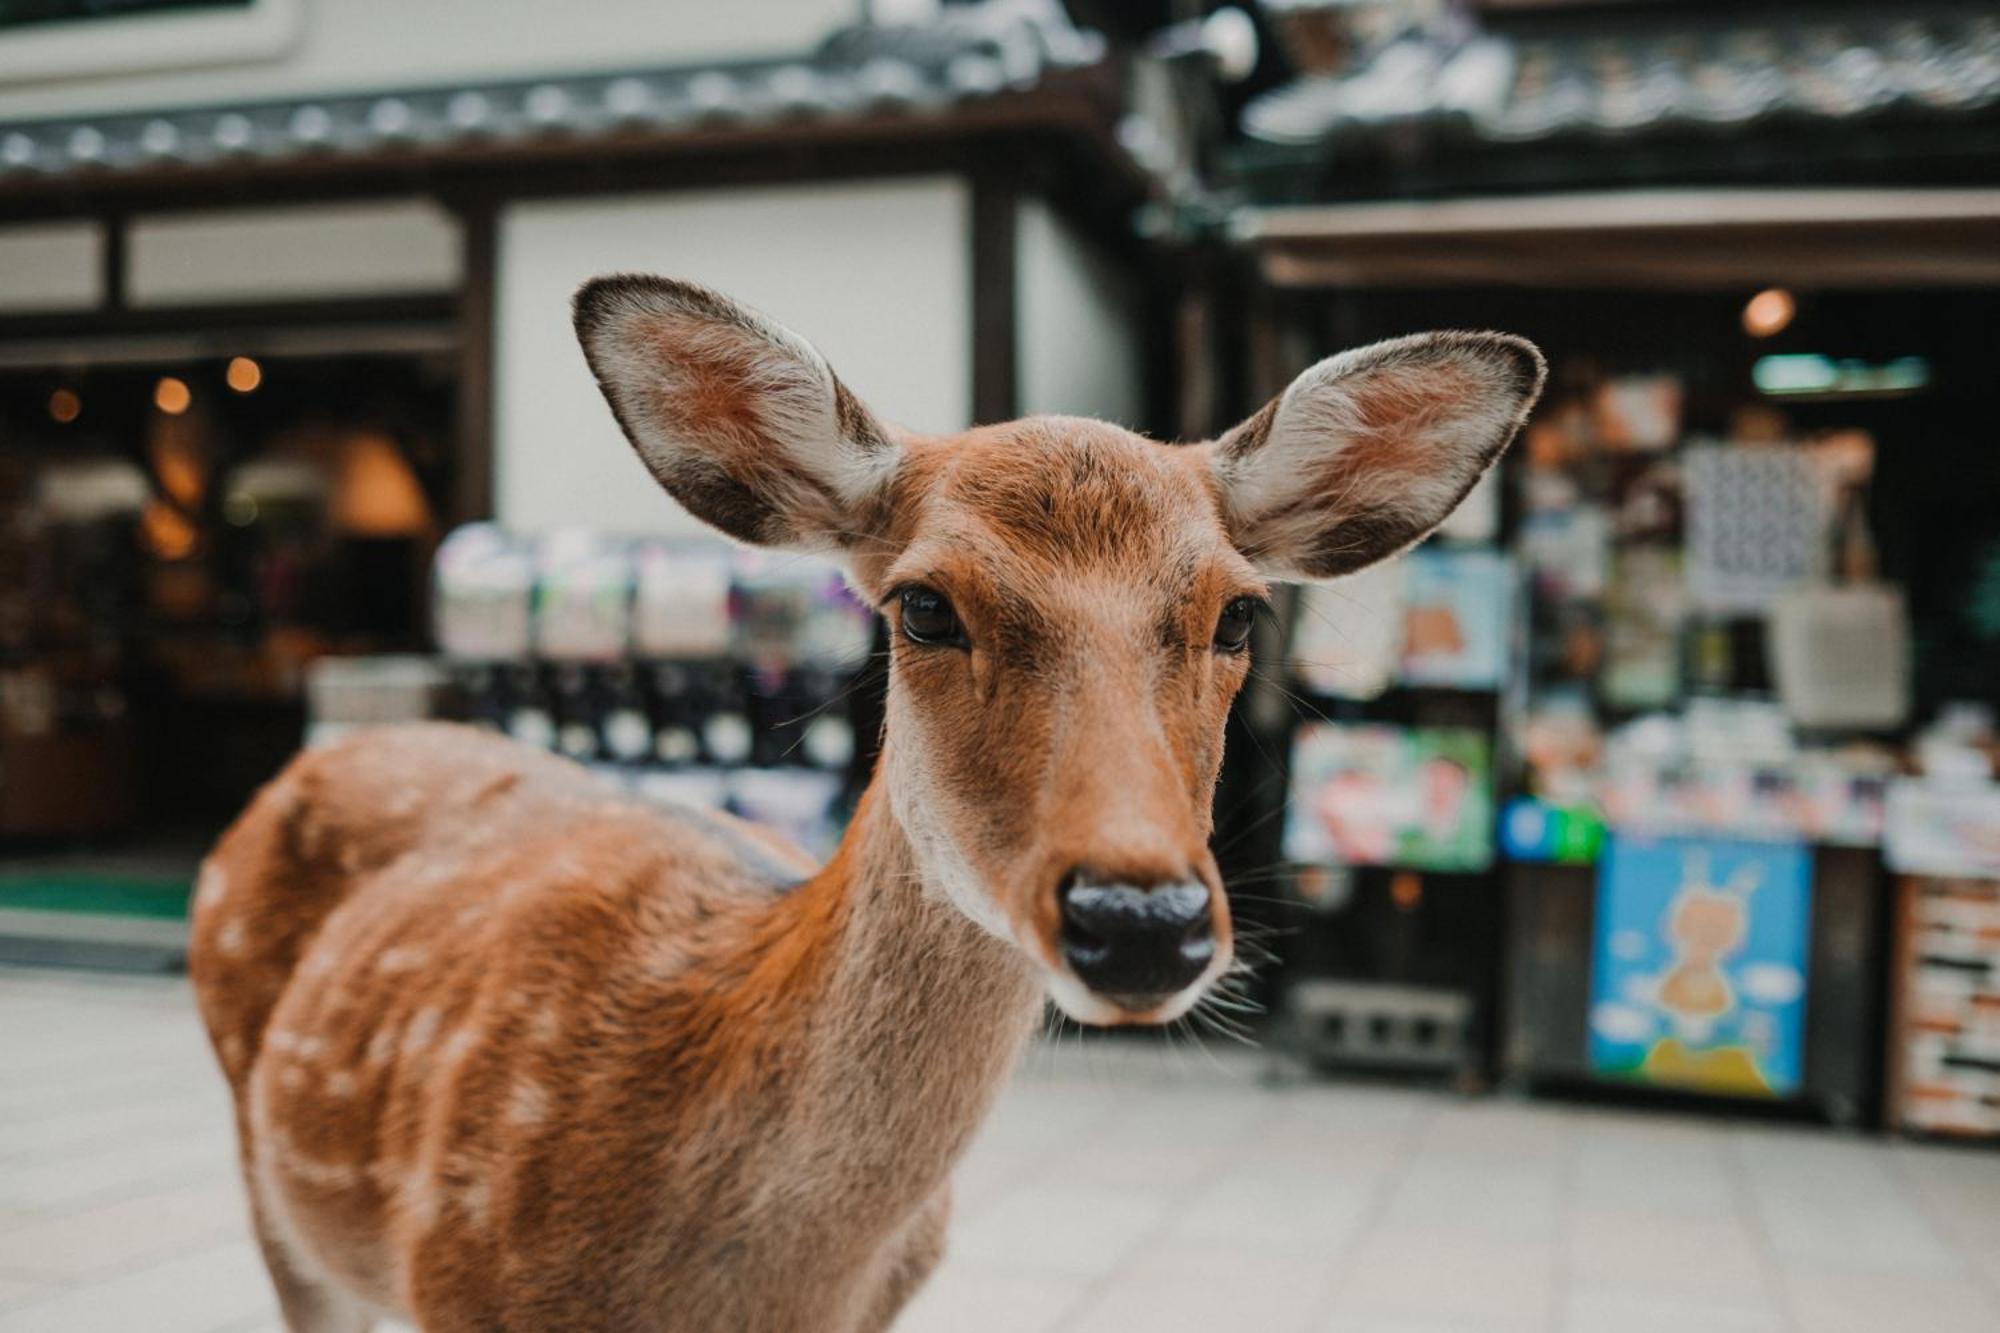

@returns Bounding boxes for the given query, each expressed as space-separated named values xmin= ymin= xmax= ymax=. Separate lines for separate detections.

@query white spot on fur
xmin=401 ymin=1007 xmax=441 ymax=1061
xmin=220 ymin=1033 xmax=246 ymax=1073
xmin=194 ymin=861 xmax=228 ymax=913
xmin=453 ymin=1166 xmax=493 ymax=1227
xmin=506 ymin=1079 xmax=550 ymax=1127
xmin=366 ymin=1025 xmax=398 ymax=1068
xmin=325 ymin=1068 xmax=359 ymax=1100
xmin=438 ymin=1027 xmax=478 ymax=1068
xmin=528 ymin=1009 xmax=562 ymax=1045
xmin=374 ymin=945 xmax=426 ymax=975
xmin=215 ymin=919 xmax=248 ymax=957
xmin=638 ymin=934 xmax=692 ymax=980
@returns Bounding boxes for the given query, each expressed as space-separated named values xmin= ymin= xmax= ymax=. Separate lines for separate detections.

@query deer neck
xmin=770 ymin=758 xmax=1043 ymax=1194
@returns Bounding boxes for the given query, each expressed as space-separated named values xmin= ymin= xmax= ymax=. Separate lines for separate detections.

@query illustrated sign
xmin=1589 ymin=835 xmax=1812 ymax=1098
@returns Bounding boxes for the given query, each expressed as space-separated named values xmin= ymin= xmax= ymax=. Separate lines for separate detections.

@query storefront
xmin=1223 ymin=1 xmax=2000 ymax=1133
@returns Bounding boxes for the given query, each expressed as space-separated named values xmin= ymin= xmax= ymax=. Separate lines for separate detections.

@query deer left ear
xmin=1204 ymin=331 xmax=1545 ymax=580
xmin=573 ymin=274 xmax=899 ymax=553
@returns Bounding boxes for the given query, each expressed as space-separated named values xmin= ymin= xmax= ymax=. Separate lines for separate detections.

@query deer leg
xmin=244 ymin=1191 xmax=372 ymax=1333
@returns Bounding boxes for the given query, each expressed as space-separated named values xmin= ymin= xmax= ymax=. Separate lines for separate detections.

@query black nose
xmin=1058 ymin=877 xmax=1215 ymax=1001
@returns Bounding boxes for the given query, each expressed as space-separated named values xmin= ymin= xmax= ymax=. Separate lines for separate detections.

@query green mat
xmin=0 ymin=873 xmax=193 ymax=920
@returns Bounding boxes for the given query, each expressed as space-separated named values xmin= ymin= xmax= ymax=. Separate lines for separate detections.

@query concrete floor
xmin=2 ymin=968 xmax=1997 ymax=1333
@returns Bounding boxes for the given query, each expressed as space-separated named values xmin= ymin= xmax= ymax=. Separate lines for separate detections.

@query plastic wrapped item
xmin=534 ymin=530 xmax=633 ymax=663
xmin=433 ymin=524 xmax=534 ymax=661
xmin=633 ymin=541 xmax=734 ymax=660
xmin=1768 ymin=584 xmax=1911 ymax=730
xmin=1886 ymin=780 xmax=2000 ymax=880
xmin=729 ymin=552 xmax=874 ymax=671
xmin=1290 ymin=557 xmax=1407 ymax=700
xmin=303 ymin=655 xmax=448 ymax=748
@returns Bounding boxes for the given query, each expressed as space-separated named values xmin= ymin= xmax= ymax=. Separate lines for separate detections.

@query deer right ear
xmin=1204 ymin=331 xmax=1545 ymax=580
xmin=572 ymin=275 xmax=899 ymax=551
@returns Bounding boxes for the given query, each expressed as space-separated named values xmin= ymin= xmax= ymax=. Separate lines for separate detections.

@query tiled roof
xmin=0 ymin=11 xmax=1108 ymax=181
xmin=1244 ymin=9 xmax=2000 ymax=147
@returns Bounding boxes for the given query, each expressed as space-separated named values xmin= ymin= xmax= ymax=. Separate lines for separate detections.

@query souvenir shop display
xmin=1398 ymin=547 xmax=1512 ymax=690
xmin=1599 ymin=546 xmax=1683 ymax=710
xmin=1887 ymin=876 xmax=2000 ymax=1140
xmin=1589 ymin=373 xmax=1682 ymax=454
xmin=1290 ymin=558 xmax=1407 ymax=699
xmin=1684 ymin=443 xmax=1833 ymax=615
xmin=419 ymin=525 xmax=871 ymax=855
xmin=1886 ymin=780 xmax=2000 ymax=881
xmin=1283 ymin=723 xmax=1495 ymax=873
xmin=1768 ymin=584 xmax=1912 ymax=731
xmin=1589 ymin=835 xmax=1813 ymax=1099
xmin=1499 ymin=797 xmax=1605 ymax=865
xmin=1488 ymin=351 xmax=1924 ymax=1120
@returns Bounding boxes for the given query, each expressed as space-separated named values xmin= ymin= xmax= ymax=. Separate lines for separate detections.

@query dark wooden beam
xmin=0 ymin=293 xmax=458 ymax=345
xmin=449 ymin=200 xmax=496 ymax=525
xmin=969 ymin=171 xmax=1018 ymax=426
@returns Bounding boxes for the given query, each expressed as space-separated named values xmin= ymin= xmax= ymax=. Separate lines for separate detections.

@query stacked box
xmin=1893 ymin=877 xmax=2000 ymax=1139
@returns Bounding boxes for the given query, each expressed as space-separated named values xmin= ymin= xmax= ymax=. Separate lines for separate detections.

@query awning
xmin=1232 ymin=188 xmax=2000 ymax=289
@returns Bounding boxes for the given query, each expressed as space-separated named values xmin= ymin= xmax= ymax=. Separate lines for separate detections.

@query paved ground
xmin=2 ymin=967 xmax=1998 ymax=1333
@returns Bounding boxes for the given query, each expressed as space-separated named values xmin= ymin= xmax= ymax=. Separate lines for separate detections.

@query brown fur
xmin=192 ymin=275 xmax=1539 ymax=1331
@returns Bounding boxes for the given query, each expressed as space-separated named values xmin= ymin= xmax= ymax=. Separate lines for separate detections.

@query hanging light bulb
xmin=154 ymin=376 xmax=192 ymax=415
xmin=1742 ymin=288 xmax=1796 ymax=338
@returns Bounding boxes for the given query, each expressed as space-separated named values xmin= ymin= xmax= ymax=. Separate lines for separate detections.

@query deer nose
xmin=1057 ymin=876 xmax=1215 ymax=1002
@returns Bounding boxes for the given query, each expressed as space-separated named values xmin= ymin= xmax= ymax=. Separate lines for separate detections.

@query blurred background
xmin=1 ymin=2 xmax=1998 ymax=1330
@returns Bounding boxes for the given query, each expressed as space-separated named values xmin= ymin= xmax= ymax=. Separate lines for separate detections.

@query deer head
xmin=574 ymin=276 xmax=1543 ymax=1026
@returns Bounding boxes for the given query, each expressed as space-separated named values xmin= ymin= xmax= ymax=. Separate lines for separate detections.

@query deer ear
xmin=573 ymin=274 xmax=898 ymax=551
xmin=1205 ymin=331 xmax=1545 ymax=580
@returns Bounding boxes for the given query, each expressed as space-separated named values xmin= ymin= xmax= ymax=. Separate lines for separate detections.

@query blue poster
xmin=1588 ymin=835 xmax=1812 ymax=1098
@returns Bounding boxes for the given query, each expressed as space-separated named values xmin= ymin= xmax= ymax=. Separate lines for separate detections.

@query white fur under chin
xmin=882 ymin=727 xmax=1015 ymax=943
xmin=1041 ymin=953 xmax=1231 ymax=1027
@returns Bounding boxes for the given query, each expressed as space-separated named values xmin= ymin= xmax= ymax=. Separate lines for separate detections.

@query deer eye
xmin=898 ymin=587 xmax=965 ymax=648
xmin=1213 ymin=597 xmax=1258 ymax=653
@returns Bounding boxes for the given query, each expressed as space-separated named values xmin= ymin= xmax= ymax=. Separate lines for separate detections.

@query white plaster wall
xmin=1014 ymin=196 xmax=1142 ymax=428
xmin=494 ymin=177 xmax=971 ymax=537
xmin=126 ymin=200 xmax=460 ymax=306
xmin=0 ymin=222 xmax=102 ymax=311
xmin=0 ymin=0 xmax=857 ymax=120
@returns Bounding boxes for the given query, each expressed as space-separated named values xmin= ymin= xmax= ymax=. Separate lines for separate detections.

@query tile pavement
xmin=1 ymin=968 xmax=1997 ymax=1332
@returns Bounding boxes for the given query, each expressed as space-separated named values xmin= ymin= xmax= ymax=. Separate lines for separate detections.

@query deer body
xmin=193 ymin=275 xmax=1540 ymax=1330
xmin=193 ymin=725 xmax=1038 ymax=1331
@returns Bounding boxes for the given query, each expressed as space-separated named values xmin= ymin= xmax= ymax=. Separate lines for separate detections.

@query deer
xmin=189 ymin=273 xmax=1542 ymax=1332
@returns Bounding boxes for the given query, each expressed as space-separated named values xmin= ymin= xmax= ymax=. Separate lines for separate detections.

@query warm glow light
xmin=1743 ymin=288 xmax=1796 ymax=338
xmin=333 ymin=433 xmax=433 ymax=537
xmin=153 ymin=376 xmax=192 ymax=415
xmin=140 ymin=499 xmax=198 ymax=560
xmin=48 ymin=388 xmax=81 ymax=423
xmin=226 ymin=356 xmax=262 ymax=393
